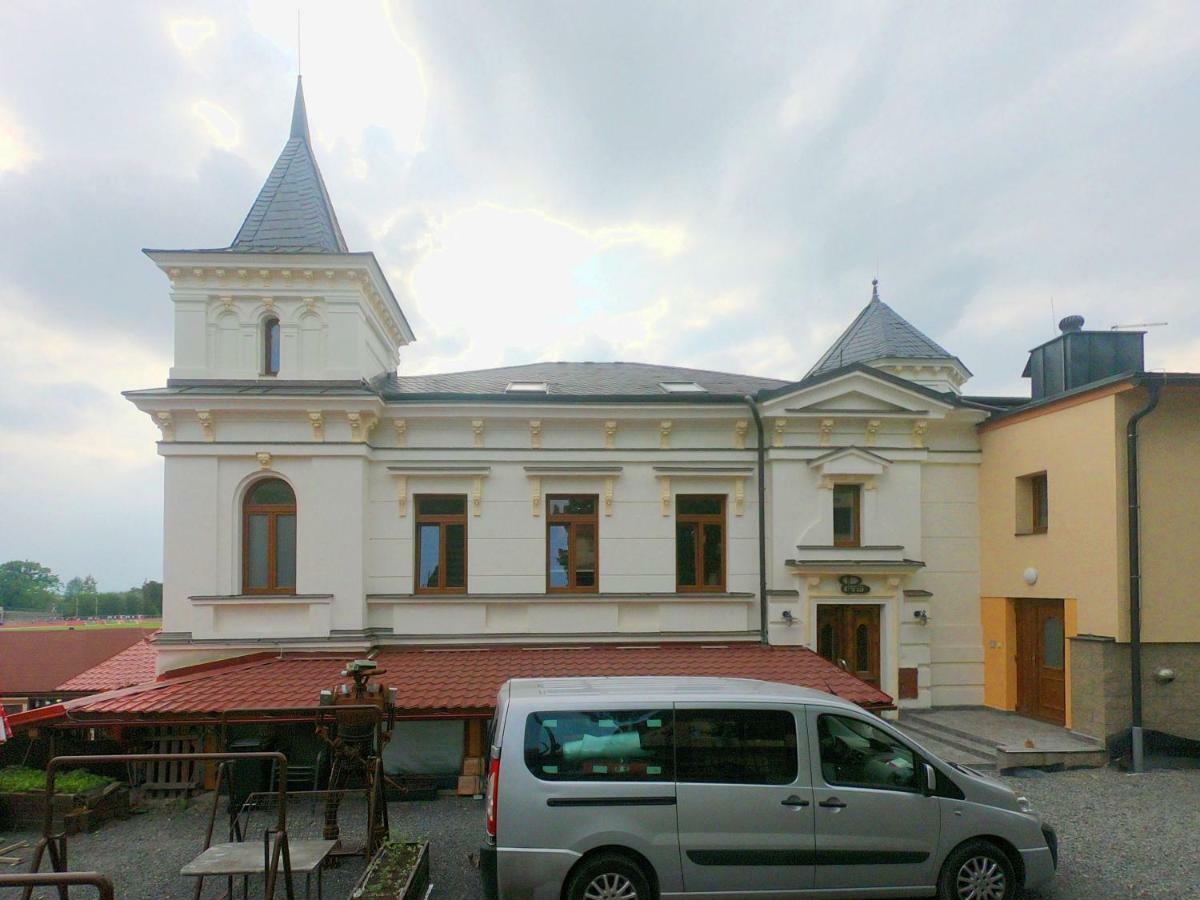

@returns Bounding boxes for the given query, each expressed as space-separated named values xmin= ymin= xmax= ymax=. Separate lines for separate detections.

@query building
xmin=11 ymin=79 xmax=1004 ymax=774
xmin=979 ymin=317 xmax=1200 ymax=747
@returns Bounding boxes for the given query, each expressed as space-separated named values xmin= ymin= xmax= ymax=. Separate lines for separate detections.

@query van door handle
xmin=818 ymin=798 xmax=847 ymax=809
xmin=780 ymin=795 xmax=810 ymax=808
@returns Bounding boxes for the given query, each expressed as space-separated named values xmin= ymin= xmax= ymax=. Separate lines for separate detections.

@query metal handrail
xmin=24 ymin=752 xmax=294 ymax=900
xmin=0 ymin=872 xmax=114 ymax=899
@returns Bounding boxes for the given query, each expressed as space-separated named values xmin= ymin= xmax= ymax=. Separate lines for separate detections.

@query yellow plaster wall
xmin=1130 ymin=387 xmax=1200 ymax=642
xmin=980 ymin=596 xmax=1016 ymax=710
xmin=979 ymin=389 xmax=1128 ymax=640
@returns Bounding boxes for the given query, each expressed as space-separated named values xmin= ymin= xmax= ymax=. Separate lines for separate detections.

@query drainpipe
xmin=742 ymin=396 xmax=769 ymax=644
xmin=1126 ymin=374 xmax=1162 ymax=773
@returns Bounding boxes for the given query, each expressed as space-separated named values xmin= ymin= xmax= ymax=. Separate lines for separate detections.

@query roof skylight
xmin=660 ymin=381 xmax=707 ymax=393
xmin=505 ymin=382 xmax=549 ymax=393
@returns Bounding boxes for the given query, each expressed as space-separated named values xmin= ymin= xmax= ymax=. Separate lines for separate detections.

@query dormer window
xmin=263 ymin=317 xmax=281 ymax=376
xmin=505 ymin=382 xmax=548 ymax=393
xmin=660 ymin=381 xmax=706 ymax=393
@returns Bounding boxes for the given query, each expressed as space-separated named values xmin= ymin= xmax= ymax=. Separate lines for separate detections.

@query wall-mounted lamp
xmin=1023 ymin=567 xmax=1038 ymax=585
xmin=782 ymin=610 xmax=795 ymax=626
xmin=1155 ymin=668 xmax=1177 ymax=684
xmin=913 ymin=610 xmax=930 ymax=625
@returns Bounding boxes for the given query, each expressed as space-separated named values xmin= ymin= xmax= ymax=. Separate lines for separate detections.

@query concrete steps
xmin=896 ymin=707 xmax=1108 ymax=774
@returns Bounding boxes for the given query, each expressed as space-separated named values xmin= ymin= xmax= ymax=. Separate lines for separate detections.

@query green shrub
xmin=0 ymin=766 xmax=116 ymax=794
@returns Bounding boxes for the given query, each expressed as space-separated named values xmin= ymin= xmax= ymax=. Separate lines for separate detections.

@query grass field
xmin=0 ymin=619 xmax=161 ymax=631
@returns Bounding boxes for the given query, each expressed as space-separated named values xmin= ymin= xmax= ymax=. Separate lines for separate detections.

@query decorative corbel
xmin=887 ymin=575 xmax=902 ymax=588
xmin=734 ymin=419 xmax=749 ymax=450
xmin=604 ymin=477 xmax=615 ymax=516
xmin=197 ymin=410 xmax=214 ymax=442
xmin=392 ymin=418 xmax=407 ymax=447
xmin=530 ymin=476 xmax=542 ymax=516
xmin=153 ymin=411 xmax=175 ymax=442
xmin=472 ymin=476 xmax=483 ymax=516
xmin=307 ymin=411 xmax=324 ymax=442
xmin=529 ymin=420 xmax=542 ymax=449
xmin=734 ymin=477 xmax=745 ymax=516
xmin=262 ymin=296 xmax=276 ymax=312
xmin=604 ymin=420 xmax=618 ymax=450
xmin=348 ymin=411 xmax=378 ymax=443
xmin=773 ymin=418 xmax=787 ymax=448
xmin=220 ymin=296 xmax=234 ymax=313
xmin=395 ymin=474 xmax=408 ymax=516
xmin=303 ymin=297 xmax=318 ymax=314
xmin=865 ymin=419 xmax=881 ymax=447
xmin=911 ymin=420 xmax=928 ymax=448
xmin=472 ymin=419 xmax=485 ymax=448
xmin=256 ymin=452 xmax=272 ymax=470
xmin=819 ymin=475 xmax=834 ymax=490
xmin=807 ymin=575 xmax=822 ymax=588
xmin=659 ymin=420 xmax=673 ymax=450
xmin=660 ymin=476 xmax=671 ymax=516
xmin=819 ymin=418 xmax=835 ymax=447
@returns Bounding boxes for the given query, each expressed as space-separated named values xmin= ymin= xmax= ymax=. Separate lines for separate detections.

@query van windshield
xmin=524 ymin=710 xmax=673 ymax=781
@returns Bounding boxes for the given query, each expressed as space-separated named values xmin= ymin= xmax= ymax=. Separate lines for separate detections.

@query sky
xmin=1 ymin=1 xmax=1198 ymax=590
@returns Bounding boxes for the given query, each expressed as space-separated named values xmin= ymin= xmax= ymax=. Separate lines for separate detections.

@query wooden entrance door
xmin=816 ymin=605 xmax=881 ymax=687
xmin=1015 ymin=599 xmax=1066 ymax=725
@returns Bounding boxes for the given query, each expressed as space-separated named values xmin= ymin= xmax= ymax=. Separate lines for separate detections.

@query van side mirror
xmin=923 ymin=763 xmax=937 ymax=796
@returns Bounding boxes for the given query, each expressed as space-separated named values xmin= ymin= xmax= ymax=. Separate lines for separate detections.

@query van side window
xmin=817 ymin=714 xmax=918 ymax=792
xmin=524 ymin=710 xmax=672 ymax=781
xmin=676 ymin=708 xmax=797 ymax=785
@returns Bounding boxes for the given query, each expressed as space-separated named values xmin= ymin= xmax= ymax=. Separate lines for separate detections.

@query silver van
xmin=479 ymin=676 xmax=1057 ymax=900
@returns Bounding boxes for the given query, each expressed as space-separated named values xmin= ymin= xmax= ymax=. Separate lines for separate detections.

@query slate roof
xmin=808 ymin=281 xmax=961 ymax=377
xmin=0 ymin=626 xmax=156 ymax=695
xmin=9 ymin=643 xmax=892 ymax=728
xmin=228 ymin=77 xmax=348 ymax=253
xmin=377 ymin=361 xmax=789 ymax=399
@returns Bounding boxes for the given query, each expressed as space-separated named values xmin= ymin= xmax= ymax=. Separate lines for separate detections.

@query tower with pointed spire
xmin=143 ymin=78 xmax=415 ymax=383
xmin=808 ymin=280 xmax=971 ymax=394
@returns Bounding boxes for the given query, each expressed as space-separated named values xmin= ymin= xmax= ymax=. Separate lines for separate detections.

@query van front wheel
xmin=566 ymin=852 xmax=653 ymax=900
xmin=937 ymin=839 xmax=1017 ymax=900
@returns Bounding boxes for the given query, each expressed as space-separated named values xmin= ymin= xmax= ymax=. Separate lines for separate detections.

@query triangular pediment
xmin=758 ymin=367 xmax=955 ymax=420
xmin=807 ymin=446 xmax=891 ymax=475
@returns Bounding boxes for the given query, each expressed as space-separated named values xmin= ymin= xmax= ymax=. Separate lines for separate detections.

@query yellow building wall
xmin=979 ymin=387 xmax=1130 ymax=640
xmin=980 ymin=595 xmax=1078 ymax=726
xmin=1130 ymin=388 xmax=1200 ymax=643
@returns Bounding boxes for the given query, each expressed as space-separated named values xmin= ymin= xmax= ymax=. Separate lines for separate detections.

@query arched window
xmin=242 ymin=478 xmax=296 ymax=594
xmin=263 ymin=316 xmax=281 ymax=376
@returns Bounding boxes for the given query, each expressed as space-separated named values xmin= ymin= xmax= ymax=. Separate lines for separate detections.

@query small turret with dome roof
xmin=808 ymin=280 xmax=971 ymax=394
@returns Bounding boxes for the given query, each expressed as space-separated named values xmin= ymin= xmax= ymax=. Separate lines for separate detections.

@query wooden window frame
xmin=1030 ymin=472 xmax=1048 ymax=534
xmin=833 ymin=483 xmax=862 ymax=548
xmin=414 ymin=494 xmax=468 ymax=594
xmin=263 ymin=316 xmax=280 ymax=377
xmin=546 ymin=494 xmax=599 ymax=594
xmin=675 ymin=494 xmax=727 ymax=593
xmin=241 ymin=479 xmax=296 ymax=595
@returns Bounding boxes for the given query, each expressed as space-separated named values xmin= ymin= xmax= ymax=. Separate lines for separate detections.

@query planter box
xmin=0 ymin=783 xmax=131 ymax=834
xmin=350 ymin=840 xmax=430 ymax=900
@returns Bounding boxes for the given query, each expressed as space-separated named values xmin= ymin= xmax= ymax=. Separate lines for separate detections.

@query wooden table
xmin=181 ymin=838 xmax=336 ymax=899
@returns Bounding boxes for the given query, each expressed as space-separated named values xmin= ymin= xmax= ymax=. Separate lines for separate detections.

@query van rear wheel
xmin=566 ymin=852 xmax=653 ymax=900
xmin=937 ymin=839 xmax=1017 ymax=900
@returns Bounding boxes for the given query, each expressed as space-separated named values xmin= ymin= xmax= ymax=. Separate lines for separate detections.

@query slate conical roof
xmin=229 ymin=77 xmax=349 ymax=253
xmin=807 ymin=280 xmax=958 ymax=377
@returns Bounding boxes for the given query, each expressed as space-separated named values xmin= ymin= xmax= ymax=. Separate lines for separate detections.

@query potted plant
xmin=349 ymin=837 xmax=431 ymax=900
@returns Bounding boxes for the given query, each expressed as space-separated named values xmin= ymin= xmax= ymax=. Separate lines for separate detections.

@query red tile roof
xmin=11 ymin=643 xmax=891 ymax=729
xmin=0 ymin=627 xmax=156 ymax=695
xmin=56 ymin=633 xmax=159 ymax=692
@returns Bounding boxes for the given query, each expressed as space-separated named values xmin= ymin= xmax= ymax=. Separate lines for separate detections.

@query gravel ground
xmin=2 ymin=769 xmax=1196 ymax=898
xmin=1006 ymin=767 xmax=1200 ymax=899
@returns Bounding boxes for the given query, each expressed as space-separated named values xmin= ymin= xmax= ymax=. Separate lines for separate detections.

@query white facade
xmin=128 ymin=253 xmax=987 ymax=708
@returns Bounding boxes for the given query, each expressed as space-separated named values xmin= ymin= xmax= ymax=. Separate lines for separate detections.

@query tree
xmin=0 ymin=561 xmax=62 ymax=611
xmin=64 ymin=575 xmax=98 ymax=617
xmin=141 ymin=580 xmax=163 ymax=616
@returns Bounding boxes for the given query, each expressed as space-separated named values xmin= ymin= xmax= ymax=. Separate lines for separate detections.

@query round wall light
xmin=1023 ymin=567 xmax=1038 ymax=585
